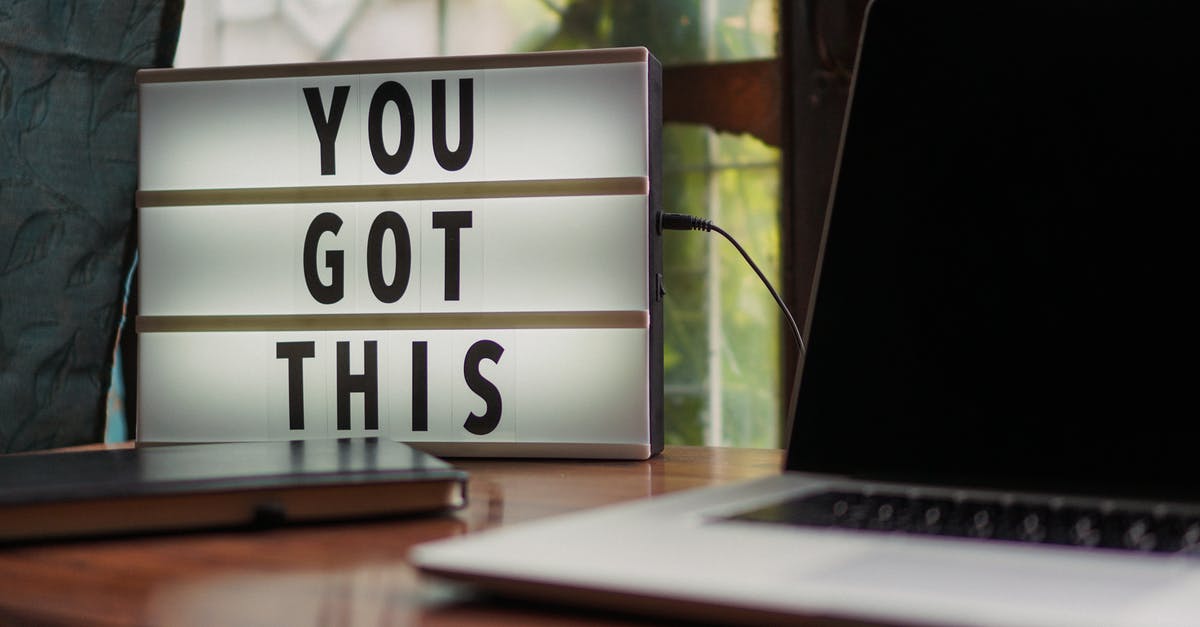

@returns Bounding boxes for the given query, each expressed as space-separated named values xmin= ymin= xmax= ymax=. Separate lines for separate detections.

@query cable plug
xmin=659 ymin=212 xmax=713 ymax=233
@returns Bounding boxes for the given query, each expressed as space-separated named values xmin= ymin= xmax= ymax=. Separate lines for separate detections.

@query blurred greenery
xmin=526 ymin=0 xmax=782 ymax=448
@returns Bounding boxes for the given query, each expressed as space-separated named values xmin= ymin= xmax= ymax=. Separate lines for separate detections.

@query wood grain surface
xmin=0 ymin=445 xmax=781 ymax=626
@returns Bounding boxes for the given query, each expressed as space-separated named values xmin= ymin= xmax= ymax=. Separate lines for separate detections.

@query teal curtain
xmin=0 ymin=1 xmax=180 ymax=452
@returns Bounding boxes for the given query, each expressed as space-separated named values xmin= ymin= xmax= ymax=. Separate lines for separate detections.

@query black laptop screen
xmin=787 ymin=0 xmax=1200 ymax=500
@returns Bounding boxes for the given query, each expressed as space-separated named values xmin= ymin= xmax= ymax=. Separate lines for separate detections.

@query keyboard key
xmin=1064 ymin=511 xmax=1102 ymax=548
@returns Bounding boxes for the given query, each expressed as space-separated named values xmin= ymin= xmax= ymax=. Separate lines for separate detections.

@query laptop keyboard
xmin=728 ymin=490 xmax=1200 ymax=554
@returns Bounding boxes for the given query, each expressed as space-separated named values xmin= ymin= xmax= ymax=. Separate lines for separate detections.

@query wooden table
xmin=0 ymin=446 xmax=782 ymax=626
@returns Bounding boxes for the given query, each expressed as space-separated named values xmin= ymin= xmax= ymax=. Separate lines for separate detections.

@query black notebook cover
xmin=0 ymin=438 xmax=466 ymax=542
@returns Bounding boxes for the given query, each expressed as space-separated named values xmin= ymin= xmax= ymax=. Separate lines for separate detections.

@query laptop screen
xmin=787 ymin=0 xmax=1200 ymax=500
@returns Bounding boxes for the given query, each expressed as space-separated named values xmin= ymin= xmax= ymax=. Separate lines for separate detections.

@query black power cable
xmin=659 ymin=212 xmax=806 ymax=356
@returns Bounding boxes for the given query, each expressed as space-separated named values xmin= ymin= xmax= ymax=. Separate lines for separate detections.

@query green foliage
xmin=528 ymin=0 xmax=781 ymax=447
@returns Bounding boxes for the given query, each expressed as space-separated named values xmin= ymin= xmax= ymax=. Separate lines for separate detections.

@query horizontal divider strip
xmin=137 ymin=47 xmax=649 ymax=84
xmin=137 ymin=177 xmax=649 ymax=207
xmin=137 ymin=311 xmax=650 ymax=333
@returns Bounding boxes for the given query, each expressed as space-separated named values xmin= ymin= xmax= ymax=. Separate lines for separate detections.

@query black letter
xmin=463 ymin=339 xmax=503 ymax=436
xmin=303 ymin=212 xmax=344 ymax=304
xmin=366 ymin=211 xmax=412 ymax=303
xmin=432 ymin=78 xmax=473 ymax=171
xmin=303 ymin=85 xmax=350 ymax=175
xmin=432 ymin=211 xmax=472 ymax=301
xmin=337 ymin=341 xmax=379 ymax=431
xmin=277 ymin=341 xmax=315 ymax=430
xmin=412 ymin=341 xmax=428 ymax=432
xmin=368 ymin=81 xmax=415 ymax=175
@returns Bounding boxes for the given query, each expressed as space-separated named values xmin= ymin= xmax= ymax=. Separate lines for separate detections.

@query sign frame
xmin=135 ymin=48 xmax=663 ymax=459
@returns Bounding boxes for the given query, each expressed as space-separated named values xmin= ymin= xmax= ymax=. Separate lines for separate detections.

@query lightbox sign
xmin=136 ymin=48 xmax=663 ymax=458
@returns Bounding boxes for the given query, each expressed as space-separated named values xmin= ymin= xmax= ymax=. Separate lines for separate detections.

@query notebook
xmin=411 ymin=1 xmax=1200 ymax=625
xmin=0 ymin=438 xmax=465 ymax=542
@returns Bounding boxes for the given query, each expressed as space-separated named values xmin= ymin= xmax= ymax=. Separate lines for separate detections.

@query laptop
xmin=412 ymin=0 xmax=1200 ymax=624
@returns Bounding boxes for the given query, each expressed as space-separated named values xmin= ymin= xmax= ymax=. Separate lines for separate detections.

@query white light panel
xmin=136 ymin=49 xmax=661 ymax=458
